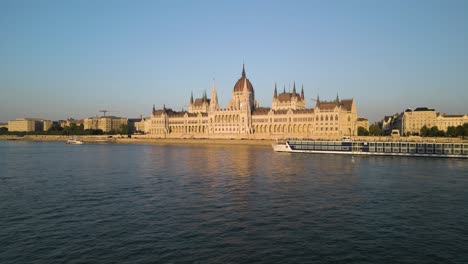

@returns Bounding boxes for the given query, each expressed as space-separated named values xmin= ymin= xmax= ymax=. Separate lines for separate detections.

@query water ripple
xmin=0 ymin=141 xmax=467 ymax=264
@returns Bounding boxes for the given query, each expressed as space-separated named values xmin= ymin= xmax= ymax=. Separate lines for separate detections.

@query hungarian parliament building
xmin=139 ymin=65 xmax=364 ymax=139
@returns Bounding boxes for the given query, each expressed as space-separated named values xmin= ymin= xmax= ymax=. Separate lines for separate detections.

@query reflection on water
xmin=0 ymin=141 xmax=467 ymax=264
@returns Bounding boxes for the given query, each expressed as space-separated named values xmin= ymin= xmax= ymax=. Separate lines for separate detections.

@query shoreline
xmin=1 ymin=134 xmax=466 ymax=146
xmin=0 ymin=135 xmax=274 ymax=146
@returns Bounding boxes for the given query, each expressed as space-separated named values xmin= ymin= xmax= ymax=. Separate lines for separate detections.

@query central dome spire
xmin=233 ymin=64 xmax=254 ymax=92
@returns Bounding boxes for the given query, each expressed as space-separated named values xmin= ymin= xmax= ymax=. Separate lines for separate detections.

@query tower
xmin=210 ymin=79 xmax=219 ymax=112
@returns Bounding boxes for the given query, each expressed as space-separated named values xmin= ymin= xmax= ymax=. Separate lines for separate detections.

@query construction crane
xmin=99 ymin=110 xmax=111 ymax=117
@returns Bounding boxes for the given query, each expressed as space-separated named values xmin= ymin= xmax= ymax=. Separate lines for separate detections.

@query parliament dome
xmin=233 ymin=65 xmax=254 ymax=92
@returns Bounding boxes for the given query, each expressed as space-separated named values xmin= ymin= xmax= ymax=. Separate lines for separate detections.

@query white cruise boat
xmin=66 ymin=138 xmax=84 ymax=145
xmin=273 ymin=139 xmax=468 ymax=159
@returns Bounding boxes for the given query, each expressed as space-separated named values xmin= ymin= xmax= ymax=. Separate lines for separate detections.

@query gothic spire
xmin=292 ymin=81 xmax=296 ymax=96
xmin=274 ymin=83 xmax=278 ymax=99
xmin=301 ymin=84 xmax=304 ymax=100
xmin=190 ymin=91 xmax=193 ymax=104
xmin=242 ymin=63 xmax=246 ymax=78
xmin=283 ymin=84 xmax=286 ymax=94
xmin=210 ymin=78 xmax=218 ymax=111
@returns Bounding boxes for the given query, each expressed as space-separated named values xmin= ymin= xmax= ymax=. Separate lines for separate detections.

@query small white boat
xmin=66 ymin=138 xmax=84 ymax=145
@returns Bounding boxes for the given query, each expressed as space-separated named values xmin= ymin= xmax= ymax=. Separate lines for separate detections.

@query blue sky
xmin=1 ymin=0 xmax=467 ymax=123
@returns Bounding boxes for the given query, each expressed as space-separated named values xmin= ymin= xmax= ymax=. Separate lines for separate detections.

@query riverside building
xmin=7 ymin=118 xmax=52 ymax=132
xmin=144 ymin=65 xmax=361 ymax=139
xmin=385 ymin=108 xmax=468 ymax=136
xmin=83 ymin=116 xmax=128 ymax=132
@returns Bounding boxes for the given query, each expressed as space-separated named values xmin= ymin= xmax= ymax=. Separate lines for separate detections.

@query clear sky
xmin=1 ymin=0 xmax=467 ymax=123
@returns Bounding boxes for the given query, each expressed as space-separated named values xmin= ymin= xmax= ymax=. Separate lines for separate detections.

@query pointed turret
xmin=210 ymin=78 xmax=219 ymax=111
xmin=273 ymin=83 xmax=278 ymax=99
xmin=292 ymin=82 xmax=296 ymax=97
xmin=152 ymin=104 xmax=156 ymax=115
xmin=283 ymin=85 xmax=286 ymax=94
xmin=242 ymin=63 xmax=246 ymax=78
xmin=190 ymin=91 xmax=194 ymax=104
xmin=301 ymin=84 xmax=304 ymax=100
xmin=336 ymin=93 xmax=339 ymax=103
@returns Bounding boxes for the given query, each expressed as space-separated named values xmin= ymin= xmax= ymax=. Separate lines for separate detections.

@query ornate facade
xmin=146 ymin=65 xmax=359 ymax=139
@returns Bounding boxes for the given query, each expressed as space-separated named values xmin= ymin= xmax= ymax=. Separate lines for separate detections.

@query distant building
xmin=128 ymin=118 xmax=144 ymax=133
xmin=134 ymin=117 xmax=150 ymax=134
xmin=436 ymin=114 xmax=468 ymax=131
xmin=143 ymin=65 xmax=360 ymax=139
xmin=402 ymin=107 xmax=437 ymax=135
xmin=8 ymin=118 xmax=44 ymax=132
xmin=381 ymin=107 xmax=467 ymax=135
xmin=0 ymin=123 xmax=8 ymax=130
xmin=43 ymin=120 xmax=53 ymax=131
xmin=83 ymin=116 xmax=128 ymax=132
xmin=356 ymin=117 xmax=369 ymax=130
xmin=59 ymin=118 xmax=82 ymax=128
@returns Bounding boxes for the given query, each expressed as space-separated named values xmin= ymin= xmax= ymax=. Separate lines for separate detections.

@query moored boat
xmin=273 ymin=139 xmax=468 ymax=159
xmin=66 ymin=138 xmax=84 ymax=145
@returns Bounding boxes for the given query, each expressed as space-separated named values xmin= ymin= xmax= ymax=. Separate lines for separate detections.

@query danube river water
xmin=1 ymin=141 xmax=467 ymax=264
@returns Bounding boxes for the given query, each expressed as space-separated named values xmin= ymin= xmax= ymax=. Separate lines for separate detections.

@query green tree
xmin=48 ymin=123 xmax=63 ymax=132
xmin=369 ymin=124 xmax=382 ymax=136
xmin=357 ymin=126 xmax=369 ymax=136
xmin=420 ymin=125 xmax=429 ymax=137
xmin=429 ymin=126 xmax=443 ymax=137
xmin=446 ymin=126 xmax=456 ymax=137
xmin=118 ymin=124 xmax=129 ymax=135
xmin=457 ymin=124 xmax=467 ymax=138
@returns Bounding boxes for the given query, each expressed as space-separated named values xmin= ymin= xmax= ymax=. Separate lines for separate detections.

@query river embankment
xmin=1 ymin=134 xmax=466 ymax=146
xmin=0 ymin=135 xmax=274 ymax=146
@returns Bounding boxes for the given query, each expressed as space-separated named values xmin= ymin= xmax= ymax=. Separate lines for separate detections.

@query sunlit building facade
xmin=83 ymin=116 xmax=128 ymax=132
xmin=8 ymin=118 xmax=44 ymax=132
xmin=146 ymin=66 xmax=359 ymax=139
